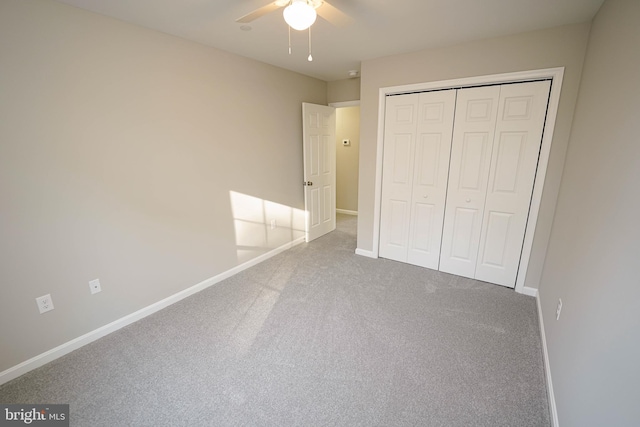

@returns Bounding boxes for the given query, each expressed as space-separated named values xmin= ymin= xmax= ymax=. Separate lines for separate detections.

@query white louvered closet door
xmin=379 ymin=90 xmax=456 ymax=268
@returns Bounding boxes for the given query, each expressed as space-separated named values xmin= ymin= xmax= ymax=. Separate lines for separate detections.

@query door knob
xmin=423 ymin=195 xmax=428 ymax=199
xmin=466 ymin=198 xmax=471 ymax=203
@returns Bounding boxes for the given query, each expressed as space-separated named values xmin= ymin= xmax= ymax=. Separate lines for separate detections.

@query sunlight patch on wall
xmin=227 ymin=191 xmax=305 ymax=356
xmin=229 ymin=191 xmax=305 ymax=264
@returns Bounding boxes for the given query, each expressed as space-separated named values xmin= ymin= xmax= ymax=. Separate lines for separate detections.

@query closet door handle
xmin=466 ymin=198 xmax=471 ymax=203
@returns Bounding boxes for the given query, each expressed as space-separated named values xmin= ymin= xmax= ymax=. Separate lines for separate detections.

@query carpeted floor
xmin=0 ymin=214 xmax=550 ymax=426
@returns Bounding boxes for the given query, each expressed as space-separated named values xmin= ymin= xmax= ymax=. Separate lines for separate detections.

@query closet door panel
xmin=407 ymin=90 xmax=456 ymax=268
xmin=379 ymin=94 xmax=419 ymax=262
xmin=439 ymin=86 xmax=500 ymax=279
xmin=475 ymin=80 xmax=551 ymax=287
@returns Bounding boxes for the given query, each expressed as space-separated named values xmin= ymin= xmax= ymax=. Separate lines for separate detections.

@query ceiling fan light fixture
xmin=283 ymin=0 xmax=317 ymax=31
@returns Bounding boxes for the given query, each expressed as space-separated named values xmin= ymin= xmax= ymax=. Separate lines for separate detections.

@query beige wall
xmin=357 ymin=23 xmax=591 ymax=290
xmin=327 ymin=78 xmax=360 ymax=103
xmin=335 ymin=106 xmax=360 ymax=212
xmin=0 ymin=0 xmax=326 ymax=373
xmin=539 ymin=0 xmax=640 ymax=425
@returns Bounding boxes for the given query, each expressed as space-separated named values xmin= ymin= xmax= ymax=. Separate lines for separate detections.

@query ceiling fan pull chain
xmin=288 ymin=25 xmax=292 ymax=55
xmin=308 ymin=26 xmax=313 ymax=61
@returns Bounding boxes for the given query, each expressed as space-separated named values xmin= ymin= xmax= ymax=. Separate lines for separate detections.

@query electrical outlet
xmin=270 ymin=219 xmax=276 ymax=230
xmin=89 ymin=279 xmax=101 ymax=294
xmin=556 ymin=298 xmax=563 ymax=320
xmin=36 ymin=294 xmax=54 ymax=314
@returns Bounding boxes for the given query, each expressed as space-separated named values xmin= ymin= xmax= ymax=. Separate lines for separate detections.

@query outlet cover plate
xmin=89 ymin=279 xmax=102 ymax=294
xmin=36 ymin=294 xmax=54 ymax=314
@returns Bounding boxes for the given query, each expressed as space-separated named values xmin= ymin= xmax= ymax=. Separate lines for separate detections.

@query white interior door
xmin=379 ymin=94 xmax=419 ymax=262
xmin=439 ymin=85 xmax=501 ymax=279
xmin=303 ymin=103 xmax=336 ymax=242
xmin=475 ymin=80 xmax=551 ymax=287
xmin=379 ymin=90 xmax=456 ymax=268
xmin=406 ymin=90 xmax=457 ymax=268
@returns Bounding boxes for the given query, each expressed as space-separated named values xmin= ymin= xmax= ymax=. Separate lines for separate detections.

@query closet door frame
xmin=368 ymin=68 xmax=565 ymax=296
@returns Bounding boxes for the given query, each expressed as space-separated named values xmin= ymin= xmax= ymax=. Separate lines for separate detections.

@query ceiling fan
xmin=236 ymin=0 xmax=351 ymax=29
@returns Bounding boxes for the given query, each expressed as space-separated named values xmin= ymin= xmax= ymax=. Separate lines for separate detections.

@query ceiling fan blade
xmin=236 ymin=2 xmax=283 ymax=24
xmin=316 ymin=1 xmax=352 ymax=27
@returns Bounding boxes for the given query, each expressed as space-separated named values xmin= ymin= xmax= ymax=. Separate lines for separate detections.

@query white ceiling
xmin=53 ymin=0 xmax=604 ymax=82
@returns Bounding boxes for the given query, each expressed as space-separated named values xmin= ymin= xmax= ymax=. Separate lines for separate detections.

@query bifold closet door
xmin=379 ymin=90 xmax=456 ymax=268
xmin=474 ymin=80 xmax=552 ymax=286
xmin=439 ymin=86 xmax=501 ymax=279
xmin=439 ymin=81 xmax=551 ymax=287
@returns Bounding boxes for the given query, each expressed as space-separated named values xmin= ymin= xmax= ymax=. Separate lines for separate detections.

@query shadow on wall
xmin=229 ymin=191 xmax=305 ymax=264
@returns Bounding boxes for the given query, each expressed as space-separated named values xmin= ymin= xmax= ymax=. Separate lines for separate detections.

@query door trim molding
xmin=371 ymin=68 xmax=565 ymax=294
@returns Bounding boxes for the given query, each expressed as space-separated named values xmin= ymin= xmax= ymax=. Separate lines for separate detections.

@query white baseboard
xmin=536 ymin=292 xmax=559 ymax=427
xmin=336 ymin=209 xmax=358 ymax=216
xmin=355 ymin=248 xmax=376 ymax=258
xmin=521 ymin=286 xmax=538 ymax=297
xmin=0 ymin=236 xmax=305 ymax=386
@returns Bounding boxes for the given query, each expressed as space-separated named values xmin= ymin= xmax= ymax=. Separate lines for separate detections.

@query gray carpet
xmin=0 ymin=214 xmax=550 ymax=426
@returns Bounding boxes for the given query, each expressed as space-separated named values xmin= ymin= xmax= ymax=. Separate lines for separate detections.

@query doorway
xmin=331 ymin=101 xmax=360 ymax=218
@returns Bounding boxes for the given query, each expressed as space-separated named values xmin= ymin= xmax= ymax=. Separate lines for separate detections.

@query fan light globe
xmin=283 ymin=0 xmax=317 ymax=31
